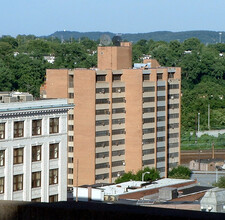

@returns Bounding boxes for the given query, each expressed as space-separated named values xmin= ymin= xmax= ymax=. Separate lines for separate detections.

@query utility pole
xmin=208 ymin=104 xmax=210 ymax=130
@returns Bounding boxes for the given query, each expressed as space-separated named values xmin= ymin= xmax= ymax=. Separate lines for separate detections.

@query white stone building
xmin=0 ymin=95 xmax=73 ymax=202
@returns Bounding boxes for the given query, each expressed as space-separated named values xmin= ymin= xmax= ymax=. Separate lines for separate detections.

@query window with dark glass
xmin=69 ymin=114 xmax=74 ymax=120
xmin=69 ymin=93 xmax=74 ymax=98
xmin=49 ymin=169 xmax=58 ymax=185
xmin=13 ymin=148 xmax=23 ymax=164
xmin=49 ymin=194 xmax=58 ymax=202
xmin=112 ymin=74 xmax=122 ymax=81
xmin=32 ymin=119 xmax=42 ymax=136
xmin=13 ymin=174 xmax=23 ymax=191
xmin=49 ymin=118 xmax=59 ymax=134
xmin=168 ymin=72 xmax=175 ymax=79
xmin=69 ymin=75 xmax=74 ymax=88
xmin=143 ymin=87 xmax=154 ymax=92
xmin=32 ymin=171 xmax=41 ymax=188
xmin=0 ymin=123 xmax=5 ymax=139
xmin=96 ymin=75 xmax=106 ymax=82
xmin=14 ymin=121 xmax=24 ymax=138
xmin=157 ymin=73 xmax=163 ymax=80
xmin=32 ymin=145 xmax=41 ymax=162
xmin=0 ymin=177 xmax=4 ymax=194
xmin=0 ymin=150 xmax=5 ymax=167
xmin=32 ymin=198 xmax=41 ymax=202
xmin=143 ymin=74 xmax=150 ymax=81
xmin=112 ymin=108 xmax=125 ymax=114
xmin=49 ymin=143 xmax=59 ymax=159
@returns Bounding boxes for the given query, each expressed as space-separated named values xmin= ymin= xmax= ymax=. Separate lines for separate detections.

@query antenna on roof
xmin=112 ymin=35 xmax=122 ymax=46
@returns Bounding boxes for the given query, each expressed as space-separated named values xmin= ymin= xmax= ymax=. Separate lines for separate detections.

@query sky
xmin=1 ymin=0 xmax=225 ymax=37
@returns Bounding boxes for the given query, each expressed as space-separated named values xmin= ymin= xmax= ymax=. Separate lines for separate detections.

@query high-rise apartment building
xmin=41 ymin=42 xmax=181 ymax=186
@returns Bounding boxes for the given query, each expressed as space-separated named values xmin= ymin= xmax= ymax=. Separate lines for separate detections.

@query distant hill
xmin=44 ymin=30 xmax=225 ymax=44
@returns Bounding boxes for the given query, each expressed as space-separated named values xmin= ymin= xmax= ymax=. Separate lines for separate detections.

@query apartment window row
xmin=143 ymin=128 xmax=155 ymax=134
xmin=168 ymin=133 xmax=179 ymax=139
xmin=168 ymin=113 xmax=179 ymax=119
xmin=95 ymin=173 xmax=109 ymax=180
xmin=157 ymin=126 xmax=165 ymax=132
xmin=96 ymin=152 xmax=109 ymax=159
xmin=112 ymin=139 xmax=125 ymax=146
xmin=112 ymin=150 xmax=125 ymax=157
xmin=143 ymin=97 xmax=155 ymax=103
xmin=96 ymin=75 xmax=106 ymax=82
xmin=96 ymin=120 xmax=109 ymax=126
xmin=157 ymin=157 xmax=165 ymax=163
xmin=142 ymin=138 xmax=155 ymax=145
xmin=96 ymin=88 xmax=109 ymax=94
xmin=168 ymin=103 xmax=179 ymax=109
xmin=142 ymin=149 xmax=154 ymax=155
xmin=168 ymin=142 xmax=179 ymax=148
xmin=157 ymin=116 xmax=165 ymax=122
xmin=112 ymin=129 xmax=125 ymax=135
xmin=95 ymin=141 xmax=109 ymax=148
xmin=143 ymin=117 xmax=155 ymax=124
xmin=143 ymin=87 xmax=155 ymax=92
xmin=0 ymin=123 xmax=5 ymax=139
xmin=143 ymin=107 xmax=155 ymax=113
xmin=157 ymin=96 xmax=165 ymax=101
xmin=112 ymin=160 xmax=124 ymax=167
xmin=168 ymin=84 xmax=179 ymax=90
xmin=168 ymin=94 xmax=179 ymax=100
xmin=96 ymin=99 xmax=109 ymax=104
xmin=69 ymin=147 xmax=73 ymax=152
xmin=142 ymin=159 xmax=154 ymax=166
xmin=112 ymin=108 xmax=126 ymax=114
xmin=168 ymin=152 xmax=179 ymax=158
xmin=95 ymin=162 xmax=109 ymax=169
xmin=169 ymin=123 xmax=179 ymax=129
xmin=112 ymin=171 xmax=125 ymax=178
xmin=157 ymin=86 xmax=165 ymax=91
xmin=96 ymin=109 xmax=110 ymax=115
xmin=112 ymin=87 xmax=125 ymax=93
xmin=157 ymin=147 xmax=165 ymax=153
xmin=112 ymin=118 xmax=125 ymax=125
xmin=157 ymin=136 xmax=165 ymax=142
xmin=157 ymin=106 xmax=165 ymax=112
xmin=96 ymin=130 xmax=110 ymax=137
xmin=112 ymin=97 xmax=126 ymax=103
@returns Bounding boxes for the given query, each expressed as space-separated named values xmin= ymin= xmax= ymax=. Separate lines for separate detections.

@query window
xmin=96 ymin=88 xmax=109 ymax=94
xmin=168 ymin=72 xmax=175 ymax=79
xmin=95 ymin=173 xmax=109 ymax=180
xmin=169 ymin=84 xmax=179 ymax=89
xmin=143 ymin=74 xmax=150 ymax=81
xmin=49 ymin=118 xmax=59 ymax=134
xmin=32 ymin=198 xmax=41 ymax=202
xmin=112 ymin=139 xmax=125 ymax=146
xmin=112 ymin=74 xmax=122 ymax=81
xmin=13 ymin=174 xmax=23 ymax=191
xmin=95 ymin=163 xmax=109 ymax=169
xmin=13 ymin=148 xmax=23 ymax=164
xmin=0 ymin=150 xmax=5 ymax=167
xmin=69 ymin=136 xmax=74 ymax=141
xmin=96 ymin=75 xmax=106 ymax=82
xmin=32 ymin=145 xmax=41 ymax=162
xmin=69 ymin=75 xmax=74 ymax=88
xmin=68 ymin=125 xmax=74 ymax=131
xmin=143 ymin=107 xmax=155 ymax=113
xmin=68 ymin=157 xmax=73 ymax=163
xmin=69 ymin=147 xmax=73 ymax=152
xmin=49 ymin=143 xmax=59 ymax=159
xmin=112 ymin=98 xmax=125 ymax=103
xmin=157 ymin=116 xmax=165 ymax=122
xmin=112 ymin=118 xmax=125 ymax=125
xmin=112 ymin=87 xmax=125 ymax=93
xmin=157 ymin=86 xmax=165 ymax=91
xmin=49 ymin=169 xmax=58 ymax=185
xmin=49 ymin=194 xmax=58 ymax=202
xmin=142 ymin=149 xmax=154 ymax=155
xmin=142 ymin=138 xmax=155 ymax=145
xmin=142 ymin=128 xmax=155 ymax=134
xmin=112 ymin=150 xmax=125 ymax=156
xmin=32 ymin=171 xmax=41 ymax=188
xmin=0 ymin=123 xmax=5 ymax=139
xmin=157 ymin=96 xmax=165 ymax=101
xmin=112 ymin=108 xmax=125 ymax=114
xmin=32 ymin=120 xmax=42 ymax=136
xmin=96 ymin=120 xmax=109 ymax=126
xmin=68 ymin=114 xmax=74 ymax=120
xmin=68 ymin=168 xmax=73 ymax=174
xmin=14 ymin=121 xmax=24 ymax=138
xmin=157 ymin=73 xmax=163 ymax=80
xmin=69 ymin=93 xmax=74 ymax=98
xmin=143 ymin=118 xmax=155 ymax=124
xmin=157 ymin=106 xmax=165 ymax=111
xmin=143 ymin=159 xmax=154 ymax=166
xmin=143 ymin=97 xmax=155 ymax=103
xmin=96 ymin=130 xmax=109 ymax=137
xmin=0 ymin=177 xmax=4 ymax=194
xmin=112 ymin=129 xmax=125 ymax=135
xmin=95 ymin=152 xmax=109 ymax=159
xmin=68 ymin=179 xmax=73 ymax=185
xmin=143 ymin=87 xmax=154 ymax=92
xmin=96 ymin=109 xmax=109 ymax=115
xmin=96 ymin=99 xmax=109 ymax=104
xmin=112 ymin=161 xmax=124 ymax=167
xmin=96 ymin=141 xmax=109 ymax=148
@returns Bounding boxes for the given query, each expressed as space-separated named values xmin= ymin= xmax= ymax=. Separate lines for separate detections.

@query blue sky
xmin=1 ymin=0 xmax=225 ymax=37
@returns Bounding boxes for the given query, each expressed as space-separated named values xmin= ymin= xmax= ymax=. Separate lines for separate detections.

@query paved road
xmin=191 ymin=171 xmax=225 ymax=187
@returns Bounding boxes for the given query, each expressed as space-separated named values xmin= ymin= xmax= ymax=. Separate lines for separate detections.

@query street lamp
xmin=142 ymin=172 xmax=150 ymax=182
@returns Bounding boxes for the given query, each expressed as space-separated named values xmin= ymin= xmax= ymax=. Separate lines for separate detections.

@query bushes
xmin=168 ymin=166 xmax=192 ymax=179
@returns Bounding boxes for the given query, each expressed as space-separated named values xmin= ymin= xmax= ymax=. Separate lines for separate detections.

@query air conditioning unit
xmin=118 ymin=88 xmax=121 ymax=93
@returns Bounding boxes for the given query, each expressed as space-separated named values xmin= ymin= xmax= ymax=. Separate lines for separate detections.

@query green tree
xmin=213 ymin=176 xmax=225 ymax=188
xmin=168 ymin=166 xmax=192 ymax=179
